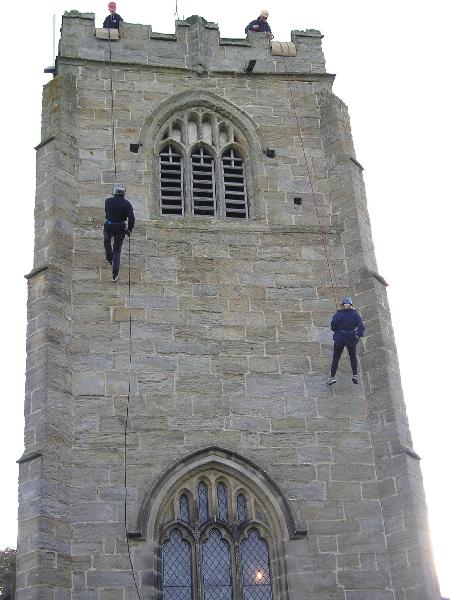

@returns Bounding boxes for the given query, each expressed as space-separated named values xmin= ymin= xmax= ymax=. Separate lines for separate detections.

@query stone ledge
xmin=34 ymin=136 xmax=55 ymax=151
xmin=17 ymin=449 xmax=43 ymax=464
xmin=151 ymin=221 xmax=341 ymax=234
xmin=350 ymin=156 xmax=364 ymax=171
xmin=24 ymin=265 xmax=49 ymax=280
xmin=57 ymin=56 xmax=335 ymax=81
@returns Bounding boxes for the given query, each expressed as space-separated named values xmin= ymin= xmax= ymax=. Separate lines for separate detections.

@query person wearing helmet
xmin=245 ymin=10 xmax=273 ymax=38
xmin=103 ymin=183 xmax=135 ymax=281
xmin=327 ymin=297 xmax=365 ymax=386
xmin=103 ymin=2 xmax=123 ymax=29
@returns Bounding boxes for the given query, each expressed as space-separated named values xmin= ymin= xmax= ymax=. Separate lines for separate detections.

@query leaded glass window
xmin=198 ymin=481 xmax=209 ymax=524
xmin=179 ymin=494 xmax=190 ymax=524
xmin=237 ymin=493 xmax=248 ymax=524
xmin=201 ymin=529 xmax=232 ymax=600
xmin=162 ymin=530 xmax=193 ymax=600
xmin=217 ymin=482 xmax=229 ymax=523
xmin=240 ymin=529 xmax=273 ymax=600
xmin=160 ymin=476 xmax=277 ymax=600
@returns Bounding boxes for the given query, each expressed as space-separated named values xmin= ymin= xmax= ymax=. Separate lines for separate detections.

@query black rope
xmin=107 ymin=31 xmax=141 ymax=599
xmin=107 ymin=29 xmax=117 ymax=190
xmin=124 ymin=235 xmax=141 ymax=599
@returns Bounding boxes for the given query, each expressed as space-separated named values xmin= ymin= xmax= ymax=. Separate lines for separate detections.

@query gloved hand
xmin=125 ymin=229 xmax=131 ymax=237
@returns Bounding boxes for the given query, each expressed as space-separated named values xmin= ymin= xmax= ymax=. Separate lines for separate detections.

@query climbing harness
xmin=107 ymin=33 xmax=141 ymax=600
xmin=281 ymin=54 xmax=340 ymax=308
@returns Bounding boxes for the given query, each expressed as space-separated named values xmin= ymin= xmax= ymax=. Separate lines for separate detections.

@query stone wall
xmin=17 ymin=12 xmax=440 ymax=600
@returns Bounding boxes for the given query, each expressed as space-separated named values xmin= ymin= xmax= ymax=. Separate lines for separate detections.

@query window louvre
xmin=222 ymin=148 xmax=248 ymax=218
xmin=160 ymin=144 xmax=184 ymax=216
xmin=191 ymin=147 xmax=216 ymax=217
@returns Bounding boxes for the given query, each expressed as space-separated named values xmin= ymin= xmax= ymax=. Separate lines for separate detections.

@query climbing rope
xmin=281 ymin=55 xmax=340 ymax=308
xmin=124 ymin=236 xmax=141 ymax=600
xmin=107 ymin=32 xmax=141 ymax=599
xmin=107 ymin=30 xmax=118 ymax=189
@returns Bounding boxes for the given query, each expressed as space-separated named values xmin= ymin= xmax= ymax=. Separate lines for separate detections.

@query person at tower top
xmin=103 ymin=183 xmax=135 ymax=281
xmin=245 ymin=10 xmax=274 ymax=39
xmin=327 ymin=297 xmax=365 ymax=386
xmin=103 ymin=2 xmax=123 ymax=29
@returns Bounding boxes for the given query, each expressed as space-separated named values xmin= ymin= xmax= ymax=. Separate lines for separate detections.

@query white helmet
xmin=113 ymin=183 xmax=126 ymax=195
xmin=260 ymin=9 xmax=269 ymax=17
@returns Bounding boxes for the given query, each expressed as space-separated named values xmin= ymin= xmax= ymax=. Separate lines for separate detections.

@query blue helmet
xmin=341 ymin=297 xmax=353 ymax=306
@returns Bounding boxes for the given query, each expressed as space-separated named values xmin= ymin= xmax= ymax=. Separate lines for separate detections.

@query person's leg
xmin=347 ymin=341 xmax=358 ymax=376
xmin=112 ymin=227 xmax=125 ymax=277
xmin=330 ymin=342 xmax=345 ymax=377
xmin=103 ymin=224 xmax=113 ymax=264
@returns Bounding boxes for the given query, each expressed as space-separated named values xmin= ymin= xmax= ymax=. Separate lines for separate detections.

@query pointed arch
xmin=138 ymin=90 xmax=265 ymax=156
xmin=134 ymin=446 xmax=306 ymax=541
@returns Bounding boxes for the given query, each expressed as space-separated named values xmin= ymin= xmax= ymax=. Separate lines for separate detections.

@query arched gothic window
xmin=157 ymin=109 xmax=250 ymax=219
xmin=160 ymin=476 xmax=274 ymax=600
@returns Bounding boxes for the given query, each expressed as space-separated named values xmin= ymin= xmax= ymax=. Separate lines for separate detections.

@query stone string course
xmin=17 ymin=11 xmax=440 ymax=600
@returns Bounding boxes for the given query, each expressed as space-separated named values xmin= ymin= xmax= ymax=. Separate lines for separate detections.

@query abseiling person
xmin=103 ymin=184 xmax=135 ymax=281
xmin=103 ymin=1 xmax=123 ymax=29
xmin=327 ymin=297 xmax=365 ymax=386
xmin=245 ymin=10 xmax=274 ymax=39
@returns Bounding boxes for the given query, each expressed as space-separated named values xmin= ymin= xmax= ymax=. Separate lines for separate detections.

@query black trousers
xmin=103 ymin=222 xmax=125 ymax=277
xmin=330 ymin=339 xmax=358 ymax=376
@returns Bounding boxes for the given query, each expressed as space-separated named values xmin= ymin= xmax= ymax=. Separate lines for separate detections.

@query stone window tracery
xmin=159 ymin=473 xmax=275 ymax=600
xmin=157 ymin=109 xmax=249 ymax=219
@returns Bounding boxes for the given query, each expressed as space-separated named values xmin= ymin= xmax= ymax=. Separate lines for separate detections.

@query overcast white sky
xmin=1 ymin=0 xmax=448 ymax=595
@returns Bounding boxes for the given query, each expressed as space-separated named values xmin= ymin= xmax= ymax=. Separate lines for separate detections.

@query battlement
xmin=58 ymin=11 xmax=326 ymax=75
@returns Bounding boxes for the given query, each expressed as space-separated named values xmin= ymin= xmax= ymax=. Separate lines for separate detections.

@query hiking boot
xmin=327 ymin=377 xmax=337 ymax=386
xmin=112 ymin=273 xmax=119 ymax=281
xmin=352 ymin=374 xmax=358 ymax=384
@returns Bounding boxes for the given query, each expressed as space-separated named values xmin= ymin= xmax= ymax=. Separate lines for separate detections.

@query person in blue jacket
xmin=103 ymin=183 xmax=135 ymax=281
xmin=245 ymin=10 xmax=274 ymax=39
xmin=327 ymin=297 xmax=365 ymax=385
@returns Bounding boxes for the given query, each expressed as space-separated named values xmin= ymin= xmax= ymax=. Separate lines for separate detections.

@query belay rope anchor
xmin=107 ymin=29 xmax=141 ymax=600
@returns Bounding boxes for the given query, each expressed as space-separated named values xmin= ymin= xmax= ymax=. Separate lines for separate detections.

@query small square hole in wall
xmin=293 ymin=197 xmax=302 ymax=206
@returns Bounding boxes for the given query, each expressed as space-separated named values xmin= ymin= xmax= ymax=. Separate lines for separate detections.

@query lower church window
xmin=161 ymin=479 xmax=274 ymax=599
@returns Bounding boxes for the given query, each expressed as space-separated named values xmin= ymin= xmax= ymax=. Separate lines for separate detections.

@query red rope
xmin=281 ymin=55 xmax=340 ymax=308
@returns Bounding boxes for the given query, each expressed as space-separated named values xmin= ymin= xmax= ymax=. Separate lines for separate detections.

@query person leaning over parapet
xmin=327 ymin=297 xmax=365 ymax=386
xmin=103 ymin=184 xmax=135 ymax=281
xmin=245 ymin=10 xmax=274 ymax=39
xmin=103 ymin=1 xmax=123 ymax=29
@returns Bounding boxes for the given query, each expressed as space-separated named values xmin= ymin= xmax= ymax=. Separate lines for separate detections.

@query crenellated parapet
xmin=59 ymin=12 xmax=326 ymax=75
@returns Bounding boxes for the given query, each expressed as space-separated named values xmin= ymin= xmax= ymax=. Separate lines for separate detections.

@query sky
xmin=0 ymin=0 xmax=448 ymax=595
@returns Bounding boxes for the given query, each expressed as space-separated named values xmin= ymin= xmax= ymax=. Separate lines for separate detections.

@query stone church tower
xmin=18 ymin=11 xmax=440 ymax=600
